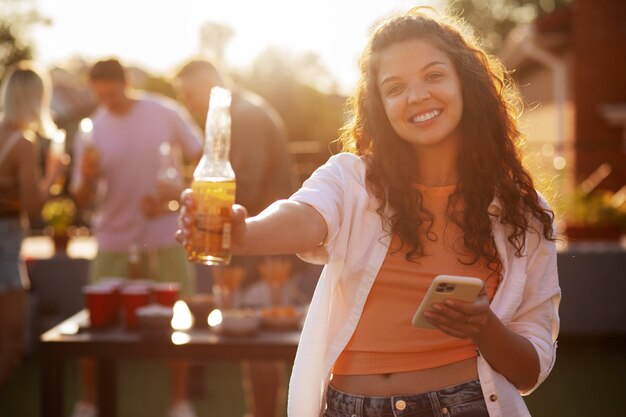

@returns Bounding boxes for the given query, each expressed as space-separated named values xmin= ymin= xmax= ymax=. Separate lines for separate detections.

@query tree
xmin=199 ymin=22 xmax=235 ymax=64
xmin=447 ymin=0 xmax=572 ymax=52
xmin=140 ymin=74 xmax=177 ymax=99
xmin=0 ymin=0 xmax=50 ymax=79
xmin=238 ymin=47 xmax=344 ymax=146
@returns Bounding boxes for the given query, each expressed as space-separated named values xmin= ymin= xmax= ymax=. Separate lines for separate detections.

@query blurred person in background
xmin=175 ymin=59 xmax=295 ymax=417
xmin=0 ymin=61 xmax=65 ymax=391
xmin=70 ymin=58 xmax=203 ymax=417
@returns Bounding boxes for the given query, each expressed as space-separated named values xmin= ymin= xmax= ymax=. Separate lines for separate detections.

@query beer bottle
xmin=188 ymin=87 xmax=236 ymax=265
xmin=157 ymin=141 xmax=182 ymax=212
xmin=127 ymin=243 xmax=143 ymax=279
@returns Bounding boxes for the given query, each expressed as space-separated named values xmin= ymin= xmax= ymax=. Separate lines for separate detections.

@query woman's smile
xmin=409 ymin=108 xmax=442 ymax=124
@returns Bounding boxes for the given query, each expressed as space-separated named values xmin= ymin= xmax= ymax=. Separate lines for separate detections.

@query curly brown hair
xmin=340 ymin=7 xmax=555 ymax=278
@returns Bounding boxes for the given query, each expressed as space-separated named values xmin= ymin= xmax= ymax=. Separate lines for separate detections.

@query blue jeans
xmin=324 ymin=379 xmax=489 ymax=417
xmin=0 ymin=218 xmax=25 ymax=292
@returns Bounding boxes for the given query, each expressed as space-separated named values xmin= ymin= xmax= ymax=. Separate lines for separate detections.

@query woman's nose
xmin=407 ymin=84 xmax=431 ymax=103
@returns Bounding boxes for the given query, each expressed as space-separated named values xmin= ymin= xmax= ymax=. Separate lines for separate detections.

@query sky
xmin=31 ymin=0 xmax=443 ymax=93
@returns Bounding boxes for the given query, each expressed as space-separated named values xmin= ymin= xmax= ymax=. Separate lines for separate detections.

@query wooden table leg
xmin=97 ymin=358 xmax=117 ymax=417
xmin=40 ymin=347 xmax=64 ymax=417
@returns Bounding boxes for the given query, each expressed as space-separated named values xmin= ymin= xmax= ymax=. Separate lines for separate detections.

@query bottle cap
xmin=209 ymin=87 xmax=231 ymax=107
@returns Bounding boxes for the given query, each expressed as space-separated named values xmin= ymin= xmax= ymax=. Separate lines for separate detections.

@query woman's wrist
xmin=471 ymin=309 xmax=498 ymax=347
xmin=471 ymin=309 xmax=540 ymax=391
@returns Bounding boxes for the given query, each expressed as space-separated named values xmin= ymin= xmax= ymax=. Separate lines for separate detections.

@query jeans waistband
xmin=326 ymin=379 xmax=484 ymax=416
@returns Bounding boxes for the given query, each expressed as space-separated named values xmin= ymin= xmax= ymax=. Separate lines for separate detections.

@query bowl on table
xmin=182 ymin=294 xmax=214 ymax=328
xmin=136 ymin=304 xmax=174 ymax=335
xmin=260 ymin=305 xmax=305 ymax=330
xmin=214 ymin=308 xmax=261 ymax=336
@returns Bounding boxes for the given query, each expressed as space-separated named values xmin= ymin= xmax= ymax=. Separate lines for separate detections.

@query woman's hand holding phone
xmin=424 ymin=291 xmax=491 ymax=340
xmin=414 ymin=275 xmax=492 ymax=340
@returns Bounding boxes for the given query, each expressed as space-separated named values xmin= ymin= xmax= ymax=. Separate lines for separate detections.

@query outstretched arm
xmin=236 ymin=200 xmax=327 ymax=255
xmin=177 ymin=189 xmax=327 ymax=257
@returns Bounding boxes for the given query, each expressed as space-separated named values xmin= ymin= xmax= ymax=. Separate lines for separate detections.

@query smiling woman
xmin=175 ymin=6 xmax=561 ymax=417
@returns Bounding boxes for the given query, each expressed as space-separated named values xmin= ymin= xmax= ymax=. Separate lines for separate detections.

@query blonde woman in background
xmin=0 ymin=61 xmax=64 ymax=391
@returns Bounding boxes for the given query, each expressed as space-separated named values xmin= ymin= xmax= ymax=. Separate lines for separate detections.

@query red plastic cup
xmin=99 ymin=277 xmax=126 ymax=287
xmin=98 ymin=278 xmax=126 ymax=320
xmin=83 ymin=284 xmax=116 ymax=328
xmin=121 ymin=286 xmax=151 ymax=329
xmin=154 ymin=282 xmax=181 ymax=307
xmin=126 ymin=280 xmax=155 ymax=302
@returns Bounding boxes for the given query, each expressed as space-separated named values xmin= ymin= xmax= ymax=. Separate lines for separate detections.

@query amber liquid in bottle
xmin=188 ymin=178 xmax=236 ymax=264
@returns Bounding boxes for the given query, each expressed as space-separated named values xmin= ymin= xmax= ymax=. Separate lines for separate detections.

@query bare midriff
xmin=330 ymin=357 xmax=478 ymax=396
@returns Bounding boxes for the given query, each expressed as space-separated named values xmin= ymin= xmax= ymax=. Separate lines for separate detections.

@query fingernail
xmin=432 ymin=304 xmax=442 ymax=311
xmin=445 ymin=300 xmax=454 ymax=306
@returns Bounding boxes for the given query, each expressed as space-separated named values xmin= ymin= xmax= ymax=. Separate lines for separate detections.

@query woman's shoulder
xmin=492 ymin=188 xmax=553 ymax=214
xmin=321 ymin=152 xmax=367 ymax=183
xmin=13 ymin=131 xmax=38 ymax=159
xmin=535 ymin=190 xmax=552 ymax=211
xmin=325 ymin=152 xmax=366 ymax=170
xmin=2 ymin=130 xmax=36 ymax=152
xmin=0 ymin=130 xmax=36 ymax=173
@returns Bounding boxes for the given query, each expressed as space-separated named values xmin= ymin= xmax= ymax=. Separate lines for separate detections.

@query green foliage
xmin=447 ymin=0 xmax=572 ymax=52
xmin=568 ymin=189 xmax=626 ymax=230
xmin=0 ymin=23 xmax=32 ymax=70
xmin=41 ymin=196 xmax=76 ymax=234
xmin=0 ymin=0 xmax=50 ymax=79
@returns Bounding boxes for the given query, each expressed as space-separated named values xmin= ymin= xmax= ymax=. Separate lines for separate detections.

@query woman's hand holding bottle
xmin=176 ymin=188 xmax=248 ymax=257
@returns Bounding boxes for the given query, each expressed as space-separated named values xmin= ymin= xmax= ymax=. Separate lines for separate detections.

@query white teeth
xmin=412 ymin=110 xmax=440 ymax=123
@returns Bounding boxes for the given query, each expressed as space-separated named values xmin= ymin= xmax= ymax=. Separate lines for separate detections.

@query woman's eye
xmin=426 ymin=72 xmax=443 ymax=81
xmin=386 ymin=85 xmax=404 ymax=95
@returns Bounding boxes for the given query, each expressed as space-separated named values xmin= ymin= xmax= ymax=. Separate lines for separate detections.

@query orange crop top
xmin=333 ymin=184 xmax=498 ymax=375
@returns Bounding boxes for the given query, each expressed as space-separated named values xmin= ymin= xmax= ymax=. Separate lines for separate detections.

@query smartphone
xmin=411 ymin=275 xmax=484 ymax=329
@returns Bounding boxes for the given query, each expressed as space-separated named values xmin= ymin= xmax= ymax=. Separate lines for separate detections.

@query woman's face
xmin=377 ymin=38 xmax=463 ymax=153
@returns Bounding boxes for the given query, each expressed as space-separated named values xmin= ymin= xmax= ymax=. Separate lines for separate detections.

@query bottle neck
xmin=203 ymin=106 xmax=231 ymax=162
xmin=194 ymin=102 xmax=235 ymax=180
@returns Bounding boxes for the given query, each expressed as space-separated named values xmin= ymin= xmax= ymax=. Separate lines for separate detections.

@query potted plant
xmin=565 ymin=189 xmax=626 ymax=242
xmin=41 ymin=196 xmax=77 ymax=253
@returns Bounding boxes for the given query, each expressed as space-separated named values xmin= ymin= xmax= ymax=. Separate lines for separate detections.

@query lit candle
xmin=80 ymin=118 xmax=93 ymax=135
xmin=207 ymin=309 xmax=223 ymax=327
xmin=171 ymin=300 xmax=194 ymax=330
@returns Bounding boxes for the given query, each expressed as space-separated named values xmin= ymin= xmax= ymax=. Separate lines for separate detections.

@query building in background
xmin=500 ymin=0 xmax=626 ymax=195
